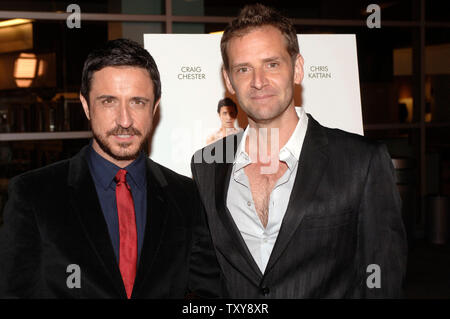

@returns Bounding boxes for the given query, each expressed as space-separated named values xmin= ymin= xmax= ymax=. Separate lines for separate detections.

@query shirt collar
xmin=279 ymin=106 xmax=308 ymax=169
xmin=87 ymin=141 xmax=147 ymax=191
xmin=234 ymin=107 xmax=308 ymax=171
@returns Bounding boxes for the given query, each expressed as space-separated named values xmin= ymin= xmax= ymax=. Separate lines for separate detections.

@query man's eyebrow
xmin=95 ymin=95 xmax=150 ymax=102
xmin=231 ymin=62 xmax=251 ymax=69
xmin=96 ymin=95 xmax=116 ymax=100
xmin=231 ymin=57 xmax=281 ymax=69
xmin=262 ymin=56 xmax=281 ymax=63
xmin=130 ymin=96 xmax=151 ymax=102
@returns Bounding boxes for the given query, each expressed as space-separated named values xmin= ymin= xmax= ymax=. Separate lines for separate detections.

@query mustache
xmin=249 ymin=89 xmax=276 ymax=99
xmin=106 ymin=126 xmax=142 ymax=136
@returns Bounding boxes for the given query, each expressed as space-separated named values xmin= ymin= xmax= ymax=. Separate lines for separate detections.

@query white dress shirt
xmin=226 ymin=107 xmax=308 ymax=274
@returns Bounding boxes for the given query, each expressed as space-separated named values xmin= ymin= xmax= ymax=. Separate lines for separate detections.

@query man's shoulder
xmin=206 ymin=129 xmax=221 ymax=144
xmin=7 ymin=145 xmax=91 ymax=195
xmin=312 ymin=118 xmax=380 ymax=151
xmin=147 ymin=157 xmax=194 ymax=188
xmin=305 ymin=116 xmax=386 ymax=163
xmin=193 ymin=131 xmax=243 ymax=166
xmin=10 ymin=158 xmax=71 ymax=188
xmin=326 ymin=126 xmax=373 ymax=144
xmin=315 ymin=122 xmax=388 ymax=167
xmin=146 ymin=158 xmax=200 ymax=212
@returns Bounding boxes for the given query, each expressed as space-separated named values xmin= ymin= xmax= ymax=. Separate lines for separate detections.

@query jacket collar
xmin=67 ymin=146 xmax=169 ymax=298
xmin=213 ymin=114 xmax=329 ymax=280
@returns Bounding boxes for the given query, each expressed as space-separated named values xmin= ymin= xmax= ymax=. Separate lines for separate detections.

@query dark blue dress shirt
xmin=86 ymin=144 xmax=147 ymax=264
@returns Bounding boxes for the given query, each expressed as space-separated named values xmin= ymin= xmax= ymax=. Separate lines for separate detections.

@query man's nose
xmin=251 ymin=68 xmax=267 ymax=90
xmin=116 ymin=103 xmax=133 ymax=128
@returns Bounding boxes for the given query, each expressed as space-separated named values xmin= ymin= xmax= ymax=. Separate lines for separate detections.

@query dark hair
xmin=80 ymin=38 xmax=161 ymax=105
xmin=220 ymin=3 xmax=299 ymax=70
xmin=217 ymin=97 xmax=238 ymax=114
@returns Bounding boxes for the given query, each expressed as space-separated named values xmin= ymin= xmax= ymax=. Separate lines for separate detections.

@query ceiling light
xmin=0 ymin=19 xmax=32 ymax=28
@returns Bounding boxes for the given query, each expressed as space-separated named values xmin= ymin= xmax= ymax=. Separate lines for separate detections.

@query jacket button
xmin=261 ymin=287 xmax=270 ymax=296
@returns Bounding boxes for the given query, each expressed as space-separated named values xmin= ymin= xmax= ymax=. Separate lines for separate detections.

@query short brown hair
xmin=217 ymin=97 xmax=237 ymax=114
xmin=81 ymin=38 xmax=161 ymax=106
xmin=220 ymin=3 xmax=299 ymax=70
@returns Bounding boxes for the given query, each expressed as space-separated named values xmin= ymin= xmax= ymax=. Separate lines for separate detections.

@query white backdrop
xmin=144 ymin=34 xmax=363 ymax=177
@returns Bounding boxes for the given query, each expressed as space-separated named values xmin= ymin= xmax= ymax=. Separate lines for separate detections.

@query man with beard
xmin=0 ymin=39 xmax=222 ymax=299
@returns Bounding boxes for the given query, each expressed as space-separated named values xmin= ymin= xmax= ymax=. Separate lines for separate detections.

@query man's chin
xmin=109 ymin=146 xmax=141 ymax=161
xmin=94 ymin=139 xmax=142 ymax=162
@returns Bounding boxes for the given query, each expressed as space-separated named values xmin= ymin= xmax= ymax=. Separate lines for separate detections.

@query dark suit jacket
xmin=191 ymin=114 xmax=407 ymax=298
xmin=0 ymin=145 xmax=222 ymax=298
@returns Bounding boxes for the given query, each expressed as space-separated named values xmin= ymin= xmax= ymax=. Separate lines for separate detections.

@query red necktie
xmin=115 ymin=169 xmax=137 ymax=299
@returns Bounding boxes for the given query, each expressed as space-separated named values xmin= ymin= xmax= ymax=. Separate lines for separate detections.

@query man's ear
xmin=80 ymin=94 xmax=90 ymax=120
xmin=293 ymin=53 xmax=304 ymax=85
xmin=222 ymin=67 xmax=236 ymax=95
xmin=153 ymin=98 xmax=161 ymax=116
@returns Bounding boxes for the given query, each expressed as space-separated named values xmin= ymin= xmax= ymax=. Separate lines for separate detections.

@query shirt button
xmin=263 ymin=238 xmax=268 ymax=243
xmin=261 ymin=287 xmax=270 ymax=296
xmin=247 ymin=201 xmax=251 ymax=207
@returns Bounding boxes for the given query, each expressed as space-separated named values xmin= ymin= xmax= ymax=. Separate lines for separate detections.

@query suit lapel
xmin=132 ymin=159 xmax=168 ymax=297
xmin=68 ymin=146 xmax=125 ymax=297
xmin=213 ymin=134 xmax=263 ymax=285
xmin=265 ymin=115 xmax=329 ymax=273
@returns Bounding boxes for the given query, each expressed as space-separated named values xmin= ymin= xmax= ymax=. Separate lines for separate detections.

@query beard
xmin=92 ymin=125 xmax=148 ymax=161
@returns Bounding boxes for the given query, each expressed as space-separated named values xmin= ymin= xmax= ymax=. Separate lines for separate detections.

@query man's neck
xmin=221 ymin=126 xmax=235 ymax=134
xmin=245 ymin=106 xmax=299 ymax=159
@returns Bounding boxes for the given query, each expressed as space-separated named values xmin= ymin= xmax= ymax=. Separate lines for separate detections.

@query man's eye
xmin=237 ymin=67 xmax=249 ymax=73
xmin=267 ymin=62 xmax=279 ymax=68
xmin=132 ymin=100 xmax=145 ymax=106
xmin=103 ymin=98 xmax=114 ymax=104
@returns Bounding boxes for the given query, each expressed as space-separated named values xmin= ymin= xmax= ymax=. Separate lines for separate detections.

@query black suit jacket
xmin=191 ymin=115 xmax=407 ymax=298
xmin=0 ymin=145 xmax=221 ymax=298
